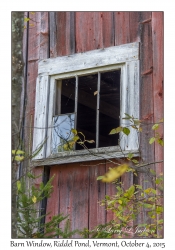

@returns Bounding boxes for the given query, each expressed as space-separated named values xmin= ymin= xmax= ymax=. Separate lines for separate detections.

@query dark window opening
xmin=52 ymin=69 xmax=120 ymax=154
xmin=76 ymin=74 xmax=98 ymax=150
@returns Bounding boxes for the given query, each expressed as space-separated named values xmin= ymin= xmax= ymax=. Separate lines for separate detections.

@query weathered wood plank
xmin=32 ymin=147 xmax=139 ymax=167
xmin=135 ymin=11 xmax=155 ymax=228
xmin=38 ymin=42 xmax=139 ymax=76
xmin=105 ymin=161 xmax=117 ymax=223
xmin=32 ymin=76 xmax=49 ymax=159
xmin=114 ymin=12 xmax=130 ymax=45
xmin=120 ymin=60 xmax=140 ymax=151
xmin=75 ymin=12 xmax=103 ymax=53
xmin=46 ymin=77 xmax=56 ymax=158
xmin=45 ymin=166 xmax=60 ymax=224
xmin=39 ymin=12 xmax=49 ymax=59
xmin=89 ymin=160 xmax=106 ymax=230
xmin=152 ymin=11 xmax=163 ymax=171
xmin=69 ymin=163 xmax=89 ymax=237
xmin=49 ymin=12 xmax=57 ymax=58
xmin=101 ymin=12 xmax=115 ymax=47
xmin=152 ymin=12 xmax=163 ymax=237
xmin=129 ymin=12 xmax=142 ymax=43
xmin=55 ymin=12 xmax=75 ymax=56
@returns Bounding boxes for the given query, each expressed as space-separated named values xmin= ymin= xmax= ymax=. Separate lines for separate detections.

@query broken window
xmin=52 ymin=70 xmax=120 ymax=153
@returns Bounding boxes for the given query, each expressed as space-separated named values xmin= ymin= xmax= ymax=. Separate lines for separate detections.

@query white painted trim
xmin=38 ymin=42 xmax=139 ymax=76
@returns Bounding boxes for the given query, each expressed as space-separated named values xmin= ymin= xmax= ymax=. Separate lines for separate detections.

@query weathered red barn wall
xmin=23 ymin=12 xmax=163 ymax=236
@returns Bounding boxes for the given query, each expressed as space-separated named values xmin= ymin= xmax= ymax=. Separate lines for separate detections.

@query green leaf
xmin=32 ymin=196 xmax=37 ymax=203
xmin=118 ymin=200 xmax=123 ymax=204
xmin=14 ymin=155 xmax=24 ymax=161
xmin=124 ymin=113 xmax=132 ymax=118
xmin=97 ymin=176 xmax=104 ymax=181
xmin=27 ymin=172 xmax=36 ymax=179
xmin=109 ymin=127 xmax=123 ymax=134
xmin=71 ymin=129 xmax=77 ymax=135
xmin=149 ymin=137 xmax=156 ymax=144
xmin=12 ymin=150 xmax=25 ymax=155
xmin=72 ymin=135 xmax=79 ymax=142
xmin=155 ymin=179 xmax=161 ymax=184
xmin=127 ymin=185 xmax=135 ymax=198
xmin=150 ymin=169 xmax=156 ymax=176
xmin=132 ymin=159 xmax=139 ymax=164
xmin=143 ymin=203 xmax=153 ymax=209
xmin=127 ymin=153 xmax=133 ymax=159
xmin=122 ymin=127 xmax=130 ymax=136
xmin=157 ymin=139 xmax=164 ymax=146
xmin=17 ymin=180 xmax=21 ymax=191
xmin=24 ymin=17 xmax=30 ymax=22
xmin=152 ymin=124 xmax=159 ymax=130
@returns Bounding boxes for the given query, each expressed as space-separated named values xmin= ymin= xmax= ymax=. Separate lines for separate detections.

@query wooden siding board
xmin=39 ymin=12 xmax=49 ymax=59
xmin=105 ymin=161 xmax=117 ymax=223
xmin=32 ymin=76 xmax=49 ymax=159
xmin=75 ymin=12 xmax=103 ymax=53
xmin=69 ymin=163 xmax=89 ymax=237
xmin=152 ymin=11 xmax=163 ymax=171
xmin=114 ymin=12 xmax=130 ymax=45
xmin=45 ymin=166 xmax=60 ymax=223
xmin=152 ymin=12 xmax=163 ymax=237
xmin=55 ymin=12 xmax=75 ymax=56
xmin=89 ymin=161 xmax=106 ymax=230
xmin=136 ymin=11 xmax=155 ymax=226
xmin=101 ymin=12 xmax=115 ymax=47
xmin=129 ymin=12 xmax=142 ymax=43
xmin=49 ymin=12 xmax=57 ymax=58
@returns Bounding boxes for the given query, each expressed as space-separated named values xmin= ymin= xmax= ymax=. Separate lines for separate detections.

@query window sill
xmin=31 ymin=146 xmax=139 ymax=167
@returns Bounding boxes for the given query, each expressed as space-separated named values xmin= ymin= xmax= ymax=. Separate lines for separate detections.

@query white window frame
xmin=32 ymin=42 xmax=140 ymax=165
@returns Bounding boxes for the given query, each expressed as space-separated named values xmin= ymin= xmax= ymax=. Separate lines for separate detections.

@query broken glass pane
xmin=52 ymin=113 xmax=75 ymax=154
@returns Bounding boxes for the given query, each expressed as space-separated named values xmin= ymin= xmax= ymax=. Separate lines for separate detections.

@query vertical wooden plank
xmin=39 ymin=12 xmax=49 ymax=59
xmin=55 ymin=12 xmax=75 ymax=56
xmin=152 ymin=12 xmax=163 ymax=172
xmin=120 ymin=60 xmax=140 ymax=151
xmin=75 ymin=12 xmax=103 ymax=53
xmin=129 ymin=12 xmax=142 ymax=42
xmin=45 ymin=166 xmax=60 ymax=223
xmin=89 ymin=161 xmax=106 ymax=231
xmin=114 ymin=11 xmax=130 ymax=45
xmin=58 ymin=163 xmax=89 ymax=238
xmin=152 ymin=11 xmax=164 ymax=238
xmin=101 ymin=12 xmax=115 ymax=47
xmin=24 ymin=11 xmax=49 ymax=159
xmin=32 ymin=76 xmax=49 ymax=159
xmin=136 ymin=12 xmax=155 ymax=228
xmin=105 ymin=161 xmax=117 ymax=223
xmin=49 ymin=12 xmax=57 ymax=58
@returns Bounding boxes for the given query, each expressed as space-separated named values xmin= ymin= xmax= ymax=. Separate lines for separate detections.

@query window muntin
xmin=51 ymin=69 xmax=120 ymax=155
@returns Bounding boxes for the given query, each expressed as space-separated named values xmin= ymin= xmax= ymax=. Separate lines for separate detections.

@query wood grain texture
xmin=114 ymin=12 xmax=130 ymax=45
xmin=32 ymin=147 xmax=139 ymax=167
xmin=75 ymin=12 xmax=103 ymax=53
xmin=152 ymin=12 xmax=163 ymax=237
xmin=89 ymin=161 xmax=106 ymax=230
xmin=136 ymin=11 xmax=155 ymax=227
xmin=32 ymin=76 xmax=49 ymax=159
xmin=101 ymin=12 xmax=115 ymax=48
xmin=61 ymin=163 xmax=89 ymax=237
xmin=152 ymin=12 xmax=163 ymax=171
xmin=38 ymin=42 xmax=139 ymax=76
xmin=45 ymin=166 xmax=60 ymax=223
